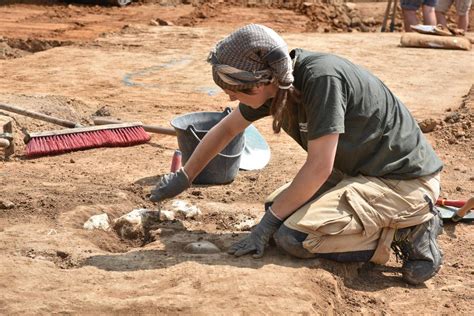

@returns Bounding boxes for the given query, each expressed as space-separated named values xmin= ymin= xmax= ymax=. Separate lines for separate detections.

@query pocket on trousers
xmin=343 ymin=187 xmax=383 ymax=237
xmin=343 ymin=181 xmax=430 ymax=232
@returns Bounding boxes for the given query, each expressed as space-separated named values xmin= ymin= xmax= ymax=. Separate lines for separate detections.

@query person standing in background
xmin=401 ymin=0 xmax=438 ymax=31
xmin=435 ymin=0 xmax=472 ymax=31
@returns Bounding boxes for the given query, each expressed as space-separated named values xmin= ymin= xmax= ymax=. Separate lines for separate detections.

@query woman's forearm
xmin=183 ymin=111 xmax=249 ymax=181
xmin=271 ymin=133 xmax=339 ymax=219
xmin=270 ymin=161 xmax=332 ymax=219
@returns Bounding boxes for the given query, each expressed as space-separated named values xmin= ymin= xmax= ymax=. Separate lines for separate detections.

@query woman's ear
xmin=263 ymin=82 xmax=279 ymax=98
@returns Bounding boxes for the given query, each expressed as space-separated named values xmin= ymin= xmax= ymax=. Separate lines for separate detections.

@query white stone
xmin=184 ymin=241 xmax=220 ymax=254
xmin=159 ymin=210 xmax=175 ymax=221
xmin=83 ymin=213 xmax=110 ymax=231
xmin=120 ymin=208 xmax=149 ymax=225
xmin=171 ymin=200 xmax=202 ymax=218
xmin=234 ymin=219 xmax=256 ymax=231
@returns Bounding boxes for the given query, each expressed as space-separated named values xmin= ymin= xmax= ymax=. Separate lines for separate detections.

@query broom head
xmin=25 ymin=122 xmax=151 ymax=157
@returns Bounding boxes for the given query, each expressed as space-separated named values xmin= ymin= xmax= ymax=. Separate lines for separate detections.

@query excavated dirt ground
xmin=0 ymin=1 xmax=473 ymax=314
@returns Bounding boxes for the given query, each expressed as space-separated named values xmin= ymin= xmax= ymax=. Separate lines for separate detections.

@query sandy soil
xmin=0 ymin=1 xmax=473 ymax=314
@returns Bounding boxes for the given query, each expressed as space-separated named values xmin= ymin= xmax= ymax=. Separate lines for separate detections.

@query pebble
xmin=171 ymin=200 xmax=202 ymax=219
xmin=159 ymin=210 xmax=175 ymax=221
xmin=234 ymin=219 xmax=256 ymax=231
xmin=150 ymin=228 xmax=175 ymax=237
xmin=183 ymin=241 xmax=220 ymax=254
xmin=83 ymin=213 xmax=110 ymax=231
xmin=0 ymin=199 xmax=14 ymax=209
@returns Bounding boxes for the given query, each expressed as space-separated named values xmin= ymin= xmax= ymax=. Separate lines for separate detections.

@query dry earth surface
xmin=0 ymin=1 xmax=473 ymax=314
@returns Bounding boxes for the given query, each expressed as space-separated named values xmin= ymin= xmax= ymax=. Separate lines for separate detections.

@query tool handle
xmin=390 ymin=0 xmax=398 ymax=32
xmin=92 ymin=117 xmax=177 ymax=136
xmin=381 ymin=0 xmax=393 ymax=32
xmin=436 ymin=199 xmax=466 ymax=208
xmin=455 ymin=197 xmax=474 ymax=218
xmin=0 ymin=103 xmax=79 ymax=128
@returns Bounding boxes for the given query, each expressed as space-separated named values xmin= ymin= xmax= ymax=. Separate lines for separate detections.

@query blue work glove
xmin=150 ymin=168 xmax=190 ymax=202
xmin=228 ymin=207 xmax=283 ymax=258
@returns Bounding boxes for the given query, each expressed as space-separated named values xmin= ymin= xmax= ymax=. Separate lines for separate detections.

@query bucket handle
xmin=187 ymin=125 xmax=245 ymax=158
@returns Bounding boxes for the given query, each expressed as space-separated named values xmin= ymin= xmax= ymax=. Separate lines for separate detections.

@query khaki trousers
xmin=266 ymin=171 xmax=441 ymax=264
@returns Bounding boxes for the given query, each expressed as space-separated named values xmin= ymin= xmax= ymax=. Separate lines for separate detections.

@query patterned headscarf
xmin=208 ymin=24 xmax=294 ymax=91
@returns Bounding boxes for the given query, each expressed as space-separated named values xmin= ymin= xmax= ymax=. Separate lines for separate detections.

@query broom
xmin=0 ymin=103 xmax=150 ymax=157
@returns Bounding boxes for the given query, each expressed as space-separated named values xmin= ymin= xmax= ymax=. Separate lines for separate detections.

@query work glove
xmin=150 ymin=168 xmax=190 ymax=202
xmin=228 ymin=207 xmax=283 ymax=258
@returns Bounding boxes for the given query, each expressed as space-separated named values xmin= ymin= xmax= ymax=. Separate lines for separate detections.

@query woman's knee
xmin=274 ymin=225 xmax=316 ymax=259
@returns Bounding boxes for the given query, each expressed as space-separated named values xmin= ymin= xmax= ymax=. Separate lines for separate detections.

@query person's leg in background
xmin=435 ymin=0 xmax=452 ymax=27
xmin=455 ymin=0 xmax=472 ymax=31
xmin=422 ymin=3 xmax=438 ymax=25
xmin=435 ymin=11 xmax=448 ymax=26
xmin=402 ymin=0 xmax=422 ymax=31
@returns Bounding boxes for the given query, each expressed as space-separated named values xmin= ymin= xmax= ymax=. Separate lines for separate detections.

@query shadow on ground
xmin=82 ymin=217 xmax=414 ymax=292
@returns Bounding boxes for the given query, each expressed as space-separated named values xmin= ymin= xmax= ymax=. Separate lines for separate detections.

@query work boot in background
xmin=391 ymin=212 xmax=444 ymax=285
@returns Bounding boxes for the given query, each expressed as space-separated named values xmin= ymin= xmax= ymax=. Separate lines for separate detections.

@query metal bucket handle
xmin=186 ymin=125 xmax=245 ymax=158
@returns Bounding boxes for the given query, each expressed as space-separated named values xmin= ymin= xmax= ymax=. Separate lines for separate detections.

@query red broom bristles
xmin=26 ymin=125 xmax=151 ymax=157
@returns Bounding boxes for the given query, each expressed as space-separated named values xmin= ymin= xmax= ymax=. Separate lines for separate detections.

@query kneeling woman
xmin=150 ymin=24 xmax=444 ymax=285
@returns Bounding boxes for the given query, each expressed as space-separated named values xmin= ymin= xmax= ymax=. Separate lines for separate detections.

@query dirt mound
xmin=0 ymin=38 xmax=71 ymax=60
xmin=431 ymin=85 xmax=473 ymax=147
xmin=0 ymin=41 xmax=30 ymax=59
xmin=423 ymin=85 xmax=473 ymax=197
xmin=296 ymin=1 xmax=389 ymax=33
xmin=175 ymin=0 xmax=222 ymax=26
xmin=174 ymin=0 xmax=396 ymax=32
xmin=172 ymin=0 xmax=474 ymax=33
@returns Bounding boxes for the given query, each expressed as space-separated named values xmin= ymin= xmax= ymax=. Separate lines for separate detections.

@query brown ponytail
xmin=270 ymin=85 xmax=301 ymax=133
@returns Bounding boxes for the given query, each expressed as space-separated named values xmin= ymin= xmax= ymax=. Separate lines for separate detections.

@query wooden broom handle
xmin=92 ymin=117 xmax=177 ymax=136
xmin=0 ymin=103 xmax=79 ymax=128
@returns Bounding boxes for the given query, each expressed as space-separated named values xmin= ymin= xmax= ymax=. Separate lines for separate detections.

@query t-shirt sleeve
xmin=303 ymin=75 xmax=346 ymax=140
xmin=238 ymin=100 xmax=271 ymax=122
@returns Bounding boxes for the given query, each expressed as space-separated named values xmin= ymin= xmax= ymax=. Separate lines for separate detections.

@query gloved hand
xmin=150 ymin=168 xmax=190 ymax=202
xmin=228 ymin=207 xmax=283 ymax=258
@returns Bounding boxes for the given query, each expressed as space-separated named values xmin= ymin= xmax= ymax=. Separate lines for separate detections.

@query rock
xmin=93 ymin=105 xmax=111 ymax=117
xmin=156 ymin=18 xmax=174 ymax=26
xmin=362 ymin=17 xmax=376 ymax=26
xmin=112 ymin=208 xmax=160 ymax=240
xmin=83 ymin=213 xmax=110 ymax=231
xmin=351 ymin=17 xmax=362 ymax=27
xmin=419 ymin=118 xmax=439 ymax=133
xmin=183 ymin=241 xmax=220 ymax=254
xmin=234 ymin=219 xmax=256 ymax=231
xmin=445 ymin=112 xmax=461 ymax=123
xmin=0 ymin=199 xmax=14 ymax=209
xmin=344 ymin=2 xmax=356 ymax=11
xmin=170 ymin=200 xmax=202 ymax=219
xmin=360 ymin=24 xmax=370 ymax=32
xmin=150 ymin=228 xmax=175 ymax=238
xmin=149 ymin=19 xmax=159 ymax=26
xmin=340 ymin=14 xmax=352 ymax=26
xmin=159 ymin=210 xmax=175 ymax=221
xmin=117 ymin=208 xmax=160 ymax=225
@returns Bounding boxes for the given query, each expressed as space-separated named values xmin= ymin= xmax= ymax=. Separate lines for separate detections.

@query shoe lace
xmin=391 ymin=229 xmax=411 ymax=262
